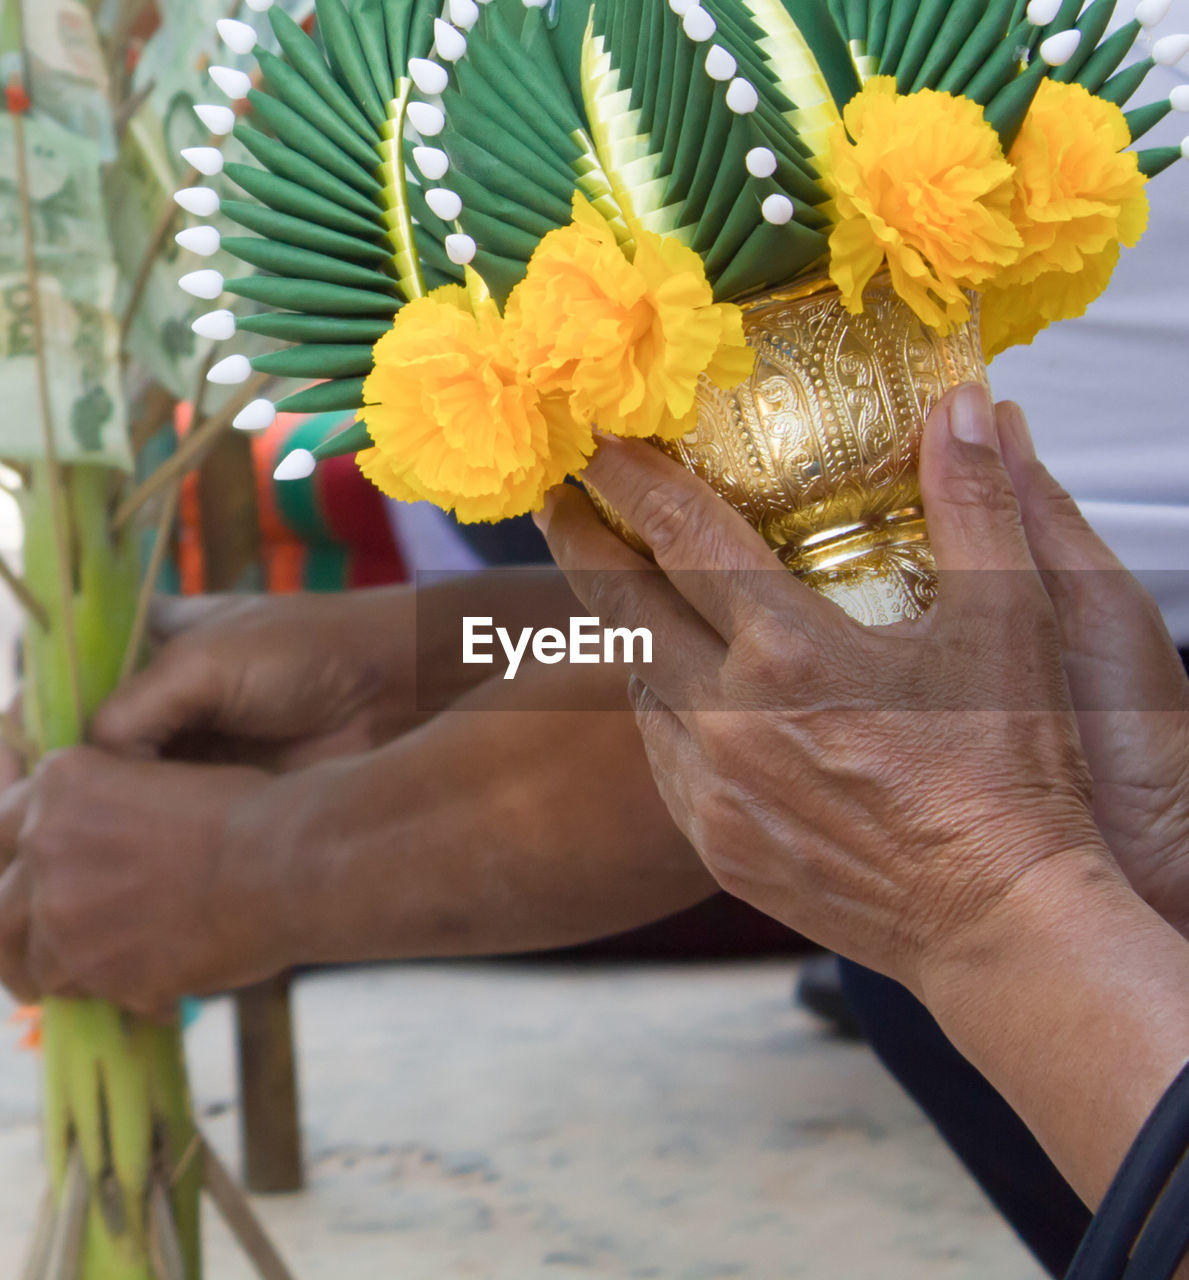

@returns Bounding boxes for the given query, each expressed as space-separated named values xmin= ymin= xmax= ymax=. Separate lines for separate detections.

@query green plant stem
xmin=22 ymin=464 xmax=201 ymax=1279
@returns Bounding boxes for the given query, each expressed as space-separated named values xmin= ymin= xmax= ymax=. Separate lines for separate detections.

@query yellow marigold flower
xmin=980 ymin=79 xmax=1149 ymax=359
xmin=357 ymin=287 xmax=591 ymax=523
xmin=505 ymin=195 xmax=755 ymax=441
xmin=821 ymin=77 xmax=1021 ymax=332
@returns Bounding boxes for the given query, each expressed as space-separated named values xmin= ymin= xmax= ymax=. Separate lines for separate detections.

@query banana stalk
xmin=20 ymin=462 xmax=202 ymax=1278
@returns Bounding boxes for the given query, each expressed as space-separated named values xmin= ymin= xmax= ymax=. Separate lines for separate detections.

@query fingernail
xmin=532 ymin=487 xmax=560 ymax=533
xmin=948 ymin=385 xmax=997 ymax=447
xmin=997 ymin=402 xmax=1037 ymax=462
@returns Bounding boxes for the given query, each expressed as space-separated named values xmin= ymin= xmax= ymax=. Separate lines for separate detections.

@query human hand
xmin=92 ymin=590 xmax=424 ymax=771
xmin=538 ymin=385 xmax=1131 ymax=996
xmin=995 ymin=404 xmax=1189 ymax=936
xmin=0 ymin=661 xmax=716 ymax=1013
xmin=91 ymin=570 xmax=586 ymax=770
xmin=0 ymin=747 xmax=288 ymax=1018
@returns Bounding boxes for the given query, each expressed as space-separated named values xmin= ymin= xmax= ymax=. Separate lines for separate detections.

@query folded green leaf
xmin=238 ymin=313 xmax=394 ymax=343
xmin=277 ymin=377 xmax=371 ymax=413
xmin=252 ymin=344 xmax=376 ymax=379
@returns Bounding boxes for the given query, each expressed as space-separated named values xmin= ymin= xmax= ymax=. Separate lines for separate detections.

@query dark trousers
xmin=838 ymin=959 xmax=1091 ymax=1277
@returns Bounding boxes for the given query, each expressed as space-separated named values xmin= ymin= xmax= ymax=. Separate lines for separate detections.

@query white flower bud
xmin=216 ymin=19 xmax=258 ymax=56
xmin=445 ymin=233 xmax=477 ymax=265
xmin=275 ymin=450 xmax=317 ymax=481
xmin=207 ymin=354 xmax=253 ymax=385
xmin=234 ymin=399 xmax=278 ymax=432
xmin=180 ymin=270 xmax=225 ymax=300
xmin=191 ymin=310 xmax=237 ymax=342
xmin=181 ymin=146 xmax=225 ymax=177
xmin=174 ymin=187 xmax=221 ymax=217
xmin=175 ymin=226 xmax=221 ymax=257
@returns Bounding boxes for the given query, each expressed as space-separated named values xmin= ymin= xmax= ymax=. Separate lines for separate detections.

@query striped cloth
xmin=170 ymin=406 xmax=407 ymax=595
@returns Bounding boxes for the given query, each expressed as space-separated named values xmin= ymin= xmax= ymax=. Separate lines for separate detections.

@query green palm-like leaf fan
xmin=176 ymin=0 xmax=1187 ymax=472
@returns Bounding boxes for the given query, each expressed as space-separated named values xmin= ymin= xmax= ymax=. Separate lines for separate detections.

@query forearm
xmin=920 ymin=854 xmax=1189 ymax=1211
xmin=266 ymin=661 xmax=715 ymax=964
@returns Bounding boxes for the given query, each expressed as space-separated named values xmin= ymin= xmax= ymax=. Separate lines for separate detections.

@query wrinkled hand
xmin=995 ymin=404 xmax=1189 ymax=936
xmin=0 ymin=747 xmax=286 ymax=1018
xmin=539 ymin=385 xmax=1152 ymax=995
xmin=92 ymin=590 xmax=421 ymax=771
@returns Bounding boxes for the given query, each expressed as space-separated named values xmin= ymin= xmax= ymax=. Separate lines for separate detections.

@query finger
xmin=996 ymin=403 xmax=1123 ymax=574
xmin=998 ymin=402 xmax=1187 ymax=711
xmin=919 ymin=386 xmax=1052 ymax=635
xmin=626 ymin=675 xmax=703 ymax=837
xmin=24 ymin=925 xmax=87 ymax=1003
xmin=579 ymin=437 xmax=843 ymax=643
xmin=0 ymin=749 xmax=22 ymax=792
xmin=920 ymin=385 xmax=1039 ymax=576
xmin=0 ymin=779 xmax=31 ymax=875
xmin=537 ymin=485 xmax=726 ymax=710
xmin=0 ymin=689 xmax=26 ymax=789
xmin=90 ymin=646 xmax=219 ymax=757
xmin=0 ymin=862 xmax=36 ymax=1005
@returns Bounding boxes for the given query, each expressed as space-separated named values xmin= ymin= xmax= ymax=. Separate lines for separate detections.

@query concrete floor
xmin=0 ymin=961 xmax=1044 ymax=1279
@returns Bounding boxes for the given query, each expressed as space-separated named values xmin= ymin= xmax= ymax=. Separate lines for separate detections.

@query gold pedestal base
xmin=592 ymin=276 xmax=988 ymax=627
xmin=787 ymin=507 xmax=937 ymax=628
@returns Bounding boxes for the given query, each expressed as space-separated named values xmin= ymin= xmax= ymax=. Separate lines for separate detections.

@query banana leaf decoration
xmin=176 ymin=0 xmax=1187 ymax=490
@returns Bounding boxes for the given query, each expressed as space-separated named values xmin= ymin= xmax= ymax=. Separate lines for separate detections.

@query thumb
xmin=919 ymin=384 xmax=1037 ymax=576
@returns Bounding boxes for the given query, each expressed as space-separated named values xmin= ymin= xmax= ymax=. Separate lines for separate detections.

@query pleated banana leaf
xmin=202 ymin=0 xmax=1178 ymax=436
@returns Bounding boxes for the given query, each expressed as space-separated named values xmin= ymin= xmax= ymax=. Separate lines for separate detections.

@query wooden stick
xmin=119 ymin=478 xmax=181 ymax=683
xmin=0 ymin=553 xmax=49 ymax=630
xmin=0 ymin=459 xmax=32 ymax=489
xmin=235 ymin=975 xmax=303 ymax=1194
xmin=148 ymin=1181 xmax=187 ymax=1280
xmin=44 ymin=1151 xmax=88 ymax=1280
xmin=118 ymin=168 xmax=193 ymax=352
xmin=188 ymin=347 xmax=219 ymax=440
xmin=170 ymin=1131 xmax=203 ymax=1190
xmin=12 ymin=105 xmax=84 ymax=738
xmin=111 ymin=373 xmax=273 ymax=533
xmin=128 ymin=384 xmax=181 ymax=460
xmin=20 ymin=1185 xmax=55 ymax=1280
xmin=202 ymin=1139 xmax=298 ymax=1280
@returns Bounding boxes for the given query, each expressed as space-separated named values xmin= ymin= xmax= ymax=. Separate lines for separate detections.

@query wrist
xmin=917 ymin=841 xmax=1127 ymax=1018
xmin=216 ymin=767 xmax=318 ymax=977
xmin=915 ymin=843 xmax=1189 ymax=1206
xmin=238 ymin=748 xmax=427 ymax=969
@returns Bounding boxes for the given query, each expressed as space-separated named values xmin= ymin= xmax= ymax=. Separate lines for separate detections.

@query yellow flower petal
xmin=357 ymin=197 xmax=758 ymax=520
xmin=505 ymin=194 xmax=755 ymax=441
xmin=820 ymin=78 xmax=1020 ymax=333
xmin=982 ymin=80 xmax=1149 ymax=359
xmin=358 ymin=286 xmax=590 ymax=523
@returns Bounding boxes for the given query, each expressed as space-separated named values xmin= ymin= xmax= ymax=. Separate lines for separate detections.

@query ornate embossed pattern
xmin=590 ymin=278 xmax=989 ymax=626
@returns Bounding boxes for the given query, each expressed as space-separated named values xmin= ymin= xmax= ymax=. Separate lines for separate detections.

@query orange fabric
xmin=174 ymin=404 xmax=310 ymax=595
xmin=173 ymin=403 xmax=206 ymax=596
xmin=250 ymin=413 xmax=310 ymax=594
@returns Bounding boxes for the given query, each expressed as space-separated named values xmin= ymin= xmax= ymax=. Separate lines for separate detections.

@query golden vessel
xmin=591 ymin=277 xmax=989 ymax=627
